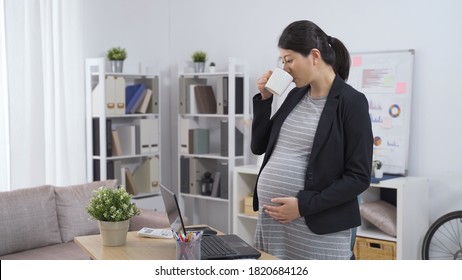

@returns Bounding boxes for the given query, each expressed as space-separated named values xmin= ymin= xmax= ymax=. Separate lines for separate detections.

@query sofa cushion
xmin=0 ymin=185 xmax=62 ymax=256
xmin=360 ymin=199 xmax=397 ymax=237
xmin=0 ymin=241 xmax=90 ymax=260
xmin=54 ymin=180 xmax=117 ymax=242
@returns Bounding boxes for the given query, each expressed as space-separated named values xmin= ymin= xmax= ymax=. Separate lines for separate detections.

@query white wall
xmin=83 ymin=0 xmax=462 ymax=223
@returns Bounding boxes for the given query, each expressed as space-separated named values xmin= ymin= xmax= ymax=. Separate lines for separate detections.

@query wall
xmin=82 ymin=0 xmax=462 ymax=223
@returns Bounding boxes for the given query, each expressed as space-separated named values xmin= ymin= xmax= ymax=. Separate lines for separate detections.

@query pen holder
xmin=176 ymin=238 xmax=201 ymax=260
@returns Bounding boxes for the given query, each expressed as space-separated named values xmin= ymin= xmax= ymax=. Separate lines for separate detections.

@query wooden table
xmin=75 ymin=230 xmax=277 ymax=260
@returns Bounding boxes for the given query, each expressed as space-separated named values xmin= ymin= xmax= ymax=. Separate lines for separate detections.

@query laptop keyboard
xmin=201 ymin=235 xmax=236 ymax=257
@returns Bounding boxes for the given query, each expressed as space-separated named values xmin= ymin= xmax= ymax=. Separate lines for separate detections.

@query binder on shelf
xmin=135 ymin=88 xmax=152 ymax=114
xmin=179 ymin=77 xmax=206 ymax=114
xmin=113 ymin=160 xmax=122 ymax=186
xmin=150 ymin=89 xmax=159 ymax=114
xmin=93 ymin=159 xmax=115 ymax=181
xmin=217 ymin=77 xmax=244 ymax=114
xmin=124 ymin=168 xmax=138 ymax=195
xmin=105 ymin=76 xmax=116 ymax=115
xmin=133 ymin=156 xmax=160 ymax=194
xmin=125 ymin=83 xmax=146 ymax=114
xmin=194 ymin=85 xmax=217 ymax=114
xmin=188 ymin=128 xmax=209 ymax=154
xmin=135 ymin=118 xmax=159 ymax=154
xmin=114 ymin=76 xmax=126 ymax=115
xmin=220 ymin=120 xmax=244 ymax=156
xmin=92 ymin=118 xmax=112 ymax=156
xmin=188 ymin=85 xmax=200 ymax=114
xmin=111 ymin=130 xmax=122 ymax=156
xmin=179 ymin=118 xmax=191 ymax=154
xmin=219 ymin=161 xmax=229 ymax=199
xmin=211 ymin=171 xmax=221 ymax=197
xmin=180 ymin=156 xmax=190 ymax=193
xmin=129 ymin=89 xmax=147 ymax=114
xmin=116 ymin=125 xmax=137 ymax=155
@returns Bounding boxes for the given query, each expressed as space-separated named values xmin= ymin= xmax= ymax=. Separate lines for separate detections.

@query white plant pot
xmin=98 ymin=220 xmax=129 ymax=246
xmin=374 ymin=168 xmax=383 ymax=179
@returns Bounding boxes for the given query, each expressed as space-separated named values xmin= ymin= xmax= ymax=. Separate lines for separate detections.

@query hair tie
xmin=327 ymin=36 xmax=333 ymax=46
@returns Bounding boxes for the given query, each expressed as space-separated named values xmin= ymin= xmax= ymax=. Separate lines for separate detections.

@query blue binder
xmin=125 ymin=84 xmax=145 ymax=114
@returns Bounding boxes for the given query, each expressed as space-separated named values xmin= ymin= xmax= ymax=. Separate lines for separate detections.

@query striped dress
xmin=254 ymin=91 xmax=352 ymax=260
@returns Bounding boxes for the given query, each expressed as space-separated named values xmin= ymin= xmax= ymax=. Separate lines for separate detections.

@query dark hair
xmin=278 ymin=20 xmax=351 ymax=81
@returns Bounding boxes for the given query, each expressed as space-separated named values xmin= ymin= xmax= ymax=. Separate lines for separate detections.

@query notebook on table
xmin=159 ymin=184 xmax=261 ymax=260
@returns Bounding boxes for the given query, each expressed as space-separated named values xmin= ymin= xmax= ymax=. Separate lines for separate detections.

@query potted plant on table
xmin=86 ymin=186 xmax=140 ymax=246
xmin=209 ymin=62 xmax=216 ymax=73
xmin=107 ymin=47 xmax=127 ymax=73
xmin=192 ymin=50 xmax=207 ymax=73
xmin=373 ymin=160 xmax=383 ymax=179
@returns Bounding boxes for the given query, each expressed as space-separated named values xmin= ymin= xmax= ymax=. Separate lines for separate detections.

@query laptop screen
xmin=159 ymin=184 xmax=186 ymax=234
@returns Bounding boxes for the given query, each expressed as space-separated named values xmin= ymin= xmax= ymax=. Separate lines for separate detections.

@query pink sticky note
xmin=396 ymin=82 xmax=407 ymax=94
xmin=352 ymin=56 xmax=362 ymax=67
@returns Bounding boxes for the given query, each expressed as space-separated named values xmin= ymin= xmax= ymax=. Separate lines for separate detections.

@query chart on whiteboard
xmin=348 ymin=50 xmax=414 ymax=175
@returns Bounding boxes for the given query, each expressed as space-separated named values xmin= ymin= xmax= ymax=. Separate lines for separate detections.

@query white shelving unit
xmin=85 ymin=58 xmax=162 ymax=200
xmin=232 ymin=164 xmax=259 ymax=245
xmin=232 ymin=165 xmax=430 ymax=259
xmin=177 ymin=58 xmax=250 ymax=233
xmin=358 ymin=176 xmax=430 ymax=259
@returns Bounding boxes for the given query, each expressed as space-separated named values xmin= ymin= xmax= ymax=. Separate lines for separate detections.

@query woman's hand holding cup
xmin=257 ymin=70 xmax=273 ymax=100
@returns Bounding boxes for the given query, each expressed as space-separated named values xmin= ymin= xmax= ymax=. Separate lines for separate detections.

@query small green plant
xmin=209 ymin=62 xmax=216 ymax=67
xmin=107 ymin=47 xmax=127 ymax=61
xmin=86 ymin=186 xmax=140 ymax=222
xmin=373 ymin=160 xmax=382 ymax=170
xmin=192 ymin=51 xmax=207 ymax=62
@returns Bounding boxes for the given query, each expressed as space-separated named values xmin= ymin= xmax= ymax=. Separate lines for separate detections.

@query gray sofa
xmin=0 ymin=180 xmax=170 ymax=260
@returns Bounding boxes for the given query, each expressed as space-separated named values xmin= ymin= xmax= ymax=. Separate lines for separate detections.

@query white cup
xmin=265 ymin=68 xmax=293 ymax=96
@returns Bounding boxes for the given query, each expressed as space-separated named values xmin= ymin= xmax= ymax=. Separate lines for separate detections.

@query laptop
xmin=159 ymin=184 xmax=261 ymax=260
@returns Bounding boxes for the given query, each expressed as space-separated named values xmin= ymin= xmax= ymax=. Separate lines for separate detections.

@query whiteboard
xmin=348 ymin=50 xmax=414 ymax=175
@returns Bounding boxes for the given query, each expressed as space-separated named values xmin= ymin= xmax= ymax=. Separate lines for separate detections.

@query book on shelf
xmin=135 ymin=88 xmax=152 ymax=114
xmin=125 ymin=83 xmax=146 ymax=114
xmin=116 ymin=125 xmax=138 ymax=155
xmin=180 ymin=156 xmax=190 ymax=193
xmin=211 ymin=171 xmax=221 ymax=197
xmin=218 ymin=161 xmax=228 ymax=199
xmin=188 ymin=128 xmax=209 ymax=154
xmin=111 ymin=130 xmax=122 ymax=156
xmin=179 ymin=77 xmax=206 ymax=114
xmin=129 ymin=88 xmax=147 ymax=114
xmin=194 ymin=85 xmax=217 ymax=114
xmin=124 ymin=168 xmax=138 ymax=195
xmin=92 ymin=118 xmax=112 ymax=156
xmin=220 ymin=120 xmax=244 ymax=156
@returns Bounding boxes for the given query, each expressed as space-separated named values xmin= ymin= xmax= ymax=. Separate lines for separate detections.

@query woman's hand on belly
xmin=263 ymin=197 xmax=301 ymax=224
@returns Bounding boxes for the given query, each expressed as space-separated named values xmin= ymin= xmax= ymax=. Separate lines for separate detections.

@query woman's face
xmin=279 ymin=48 xmax=315 ymax=88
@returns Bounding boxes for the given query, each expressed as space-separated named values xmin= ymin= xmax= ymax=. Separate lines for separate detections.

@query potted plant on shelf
xmin=107 ymin=47 xmax=127 ymax=73
xmin=192 ymin=50 xmax=207 ymax=73
xmin=373 ymin=160 xmax=383 ymax=179
xmin=86 ymin=186 xmax=140 ymax=246
xmin=209 ymin=62 xmax=216 ymax=73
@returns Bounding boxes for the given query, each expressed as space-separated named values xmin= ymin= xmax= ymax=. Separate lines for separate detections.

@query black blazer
xmin=251 ymin=75 xmax=373 ymax=234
